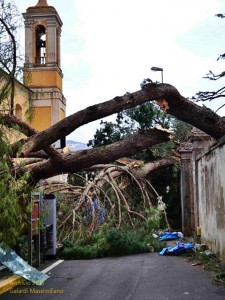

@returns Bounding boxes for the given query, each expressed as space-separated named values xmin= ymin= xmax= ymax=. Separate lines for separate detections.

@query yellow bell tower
xmin=23 ymin=0 xmax=66 ymax=147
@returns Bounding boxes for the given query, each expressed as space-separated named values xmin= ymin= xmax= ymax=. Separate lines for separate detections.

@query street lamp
xmin=151 ymin=66 xmax=163 ymax=83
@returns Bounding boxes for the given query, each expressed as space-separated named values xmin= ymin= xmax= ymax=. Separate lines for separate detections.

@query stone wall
xmin=179 ymin=130 xmax=225 ymax=262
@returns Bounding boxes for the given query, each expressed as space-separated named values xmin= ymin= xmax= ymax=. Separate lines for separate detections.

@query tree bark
xmin=3 ymin=83 xmax=224 ymax=155
xmin=133 ymin=156 xmax=179 ymax=178
xmin=27 ymin=128 xmax=171 ymax=183
xmin=3 ymin=82 xmax=225 ymax=182
xmin=10 ymin=83 xmax=224 ymax=157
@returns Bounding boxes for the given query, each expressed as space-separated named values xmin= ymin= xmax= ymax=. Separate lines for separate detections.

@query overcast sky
xmin=17 ymin=0 xmax=225 ymax=143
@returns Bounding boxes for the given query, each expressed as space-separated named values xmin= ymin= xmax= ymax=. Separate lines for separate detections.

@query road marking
xmin=42 ymin=260 xmax=64 ymax=274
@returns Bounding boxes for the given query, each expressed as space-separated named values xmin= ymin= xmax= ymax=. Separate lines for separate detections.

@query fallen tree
xmin=1 ymin=0 xmax=224 ymax=247
xmin=39 ymin=157 xmax=173 ymax=244
xmin=2 ymin=82 xmax=223 ymax=184
xmin=9 ymin=83 xmax=225 ymax=157
xmin=2 ymin=81 xmax=224 ymax=246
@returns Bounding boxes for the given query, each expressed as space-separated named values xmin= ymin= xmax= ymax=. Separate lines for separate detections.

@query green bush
xmin=105 ymin=228 xmax=149 ymax=255
xmin=105 ymin=228 xmax=127 ymax=255
xmin=59 ymin=242 xmax=103 ymax=259
xmin=145 ymin=208 xmax=163 ymax=231
xmin=58 ymin=227 xmax=165 ymax=259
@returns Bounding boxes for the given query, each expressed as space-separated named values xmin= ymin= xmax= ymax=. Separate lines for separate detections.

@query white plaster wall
xmin=197 ymin=144 xmax=225 ymax=261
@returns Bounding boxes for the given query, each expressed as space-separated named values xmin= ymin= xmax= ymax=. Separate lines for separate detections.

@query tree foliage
xmin=125 ymin=101 xmax=172 ymax=130
xmin=88 ymin=112 xmax=134 ymax=148
xmin=88 ymin=100 xmax=192 ymax=160
xmin=0 ymin=129 xmax=32 ymax=246
xmin=88 ymin=96 xmax=175 ymax=147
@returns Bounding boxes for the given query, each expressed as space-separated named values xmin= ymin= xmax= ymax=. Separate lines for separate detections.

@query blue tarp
xmin=159 ymin=231 xmax=183 ymax=241
xmin=159 ymin=241 xmax=194 ymax=256
xmin=0 ymin=243 xmax=49 ymax=285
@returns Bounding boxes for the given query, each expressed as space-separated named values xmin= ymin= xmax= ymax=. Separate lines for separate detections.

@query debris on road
xmin=159 ymin=241 xmax=194 ymax=255
xmin=0 ymin=243 xmax=49 ymax=285
xmin=159 ymin=231 xmax=183 ymax=241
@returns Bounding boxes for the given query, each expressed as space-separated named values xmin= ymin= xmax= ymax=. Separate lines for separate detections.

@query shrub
xmin=145 ymin=208 xmax=163 ymax=231
xmin=58 ymin=222 xmax=165 ymax=259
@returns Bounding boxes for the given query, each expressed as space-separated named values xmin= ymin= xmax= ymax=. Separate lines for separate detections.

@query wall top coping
xmin=196 ymin=134 xmax=225 ymax=161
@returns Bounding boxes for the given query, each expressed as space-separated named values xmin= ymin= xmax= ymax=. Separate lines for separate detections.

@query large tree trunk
xmin=3 ymin=82 xmax=225 ymax=182
xmin=5 ymin=83 xmax=224 ymax=157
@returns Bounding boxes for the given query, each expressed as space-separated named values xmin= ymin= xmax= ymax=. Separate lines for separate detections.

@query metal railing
xmin=35 ymin=56 xmax=46 ymax=65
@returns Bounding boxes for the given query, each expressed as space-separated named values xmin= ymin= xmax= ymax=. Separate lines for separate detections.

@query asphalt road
xmin=3 ymin=253 xmax=225 ymax=300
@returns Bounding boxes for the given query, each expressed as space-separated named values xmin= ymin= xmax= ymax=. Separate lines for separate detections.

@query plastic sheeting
xmin=0 ymin=243 xmax=49 ymax=285
xmin=159 ymin=231 xmax=183 ymax=241
xmin=159 ymin=241 xmax=194 ymax=255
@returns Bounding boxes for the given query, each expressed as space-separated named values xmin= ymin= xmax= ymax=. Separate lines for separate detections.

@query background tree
xmin=193 ymin=14 xmax=225 ymax=112
xmin=87 ymin=112 xmax=134 ymax=148
xmin=0 ymin=0 xmax=23 ymax=114
xmin=0 ymin=0 xmax=32 ymax=246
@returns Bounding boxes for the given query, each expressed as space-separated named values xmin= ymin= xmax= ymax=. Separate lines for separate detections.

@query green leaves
xmin=59 ymin=227 xmax=164 ymax=259
xmin=0 ymin=131 xmax=32 ymax=246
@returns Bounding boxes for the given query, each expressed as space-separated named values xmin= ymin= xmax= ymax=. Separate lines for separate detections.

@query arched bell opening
xmin=15 ymin=104 xmax=22 ymax=119
xmin=35 ymin=25 xmax=46 ymax=65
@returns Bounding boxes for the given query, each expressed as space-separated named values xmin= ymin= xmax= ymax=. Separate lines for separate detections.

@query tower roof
xmin=26 ymin=0 xmax=57 ymax=14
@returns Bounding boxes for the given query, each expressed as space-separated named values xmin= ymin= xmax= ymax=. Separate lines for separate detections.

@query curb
xmin=0 ymin=275 xmax=25 ymax=295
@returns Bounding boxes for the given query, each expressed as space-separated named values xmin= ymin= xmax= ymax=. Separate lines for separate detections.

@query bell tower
xmin=23 ymin=0 xmax=66 ymax=147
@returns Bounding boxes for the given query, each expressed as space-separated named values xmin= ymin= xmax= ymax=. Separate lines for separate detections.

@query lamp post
xmin=151 ymin=66 xmax=163 ymax=83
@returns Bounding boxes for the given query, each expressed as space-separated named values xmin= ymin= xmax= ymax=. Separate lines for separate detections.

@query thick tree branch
xmin=20 ymin=83 xmax=225 ymax=157
xmin=26 ymin=128 xmax=171 ymax=183
xmin=133 ymin=156 xmax=179 ymax=178
xmin=2 ymin=113 xmax=38 ymax=136
xmin=1 ymin=113 xmax=63 ymax=161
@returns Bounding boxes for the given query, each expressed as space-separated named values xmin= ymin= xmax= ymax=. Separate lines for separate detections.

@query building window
xmin=15 ymin=104 xmax=22 ymax=119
